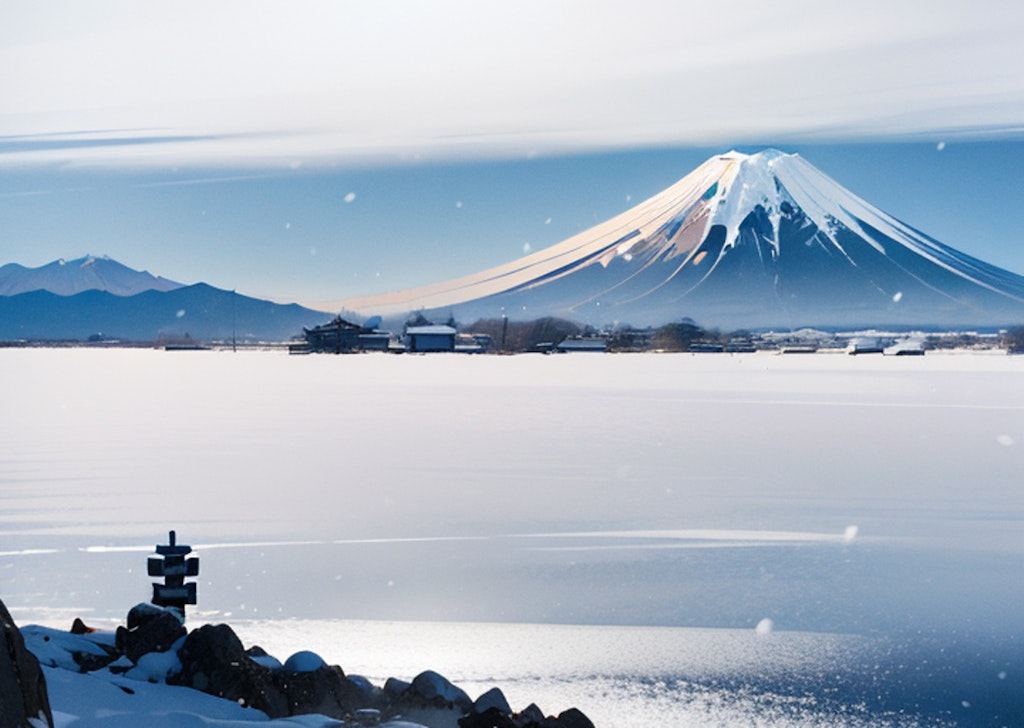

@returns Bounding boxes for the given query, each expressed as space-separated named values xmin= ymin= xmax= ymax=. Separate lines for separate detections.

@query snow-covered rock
xmin=15 ymin=605 xmax=592 ymax=728
xmin=116 ymin=602 xmax=186 ymax=663
xmin=283 ymin=650 xmax=326 ymax=673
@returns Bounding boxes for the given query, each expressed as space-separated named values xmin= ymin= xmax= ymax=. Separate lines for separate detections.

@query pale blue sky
xmin=2 ymin=1 xmax=1023 ymax=307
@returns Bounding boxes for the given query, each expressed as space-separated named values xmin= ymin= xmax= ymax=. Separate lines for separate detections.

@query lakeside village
xmin=293 ymin=313 xmax=1024 ymax=356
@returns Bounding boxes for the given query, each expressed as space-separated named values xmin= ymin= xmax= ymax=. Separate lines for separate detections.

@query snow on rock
xmin=248 ymin=646 xmax=284 ymax=671
xmin=283 ymin=650 xmax=326 ymax=673
xmin=117 ymin=602 xmax=187 ymax=663
xmin=20 ymin=622 xmax=117 ymax=675
xmin=18 ymin=607 xmax=593 ymax=728
xmin=124 ymin=637 xmax=185 ymax=682
xmin=42 ymin=664 xmax=344 ymax=728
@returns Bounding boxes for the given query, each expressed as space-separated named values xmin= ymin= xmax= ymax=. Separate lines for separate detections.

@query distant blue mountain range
xmin=0 ymin=257 xmax=325 ymax=343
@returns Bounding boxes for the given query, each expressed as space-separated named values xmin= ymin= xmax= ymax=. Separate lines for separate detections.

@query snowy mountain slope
xmin=0 ymin=255 xmax=183 ymax=297
xmin=334 ymin=150 xmax=1024 ymax=328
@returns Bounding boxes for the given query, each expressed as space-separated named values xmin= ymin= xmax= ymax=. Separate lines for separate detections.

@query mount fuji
xmin=337 ymin=150 xmax=1024 ymax=329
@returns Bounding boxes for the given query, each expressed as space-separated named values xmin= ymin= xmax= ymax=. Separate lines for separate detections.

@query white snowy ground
xmin=33 ymin=631 xmax=453 ymax=728
xmin=2 ymin=348 xmax=1022 ymax=726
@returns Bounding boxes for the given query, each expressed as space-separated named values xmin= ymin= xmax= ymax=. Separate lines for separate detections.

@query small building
xmin=554 ymin=337 xmax=607 ymax=353
xmin=848 ymin=337 xmax=885 ymax=355
xmin=303 ymin=316 xmax=364 ymax=353
xmin=454 ymin=333 xmax=486 ymax=353
xmin=303 ymin=316 xmax=393 ymax=353
xmin=357 ymin=332 xmax=392 ymax=351
xmin=884 ymin=340 xmax=925 ymax=356
xmin=724 ymin=338 xmax=757 ymax=353
xmin=406 ymin=325 xmax=457 ymax=352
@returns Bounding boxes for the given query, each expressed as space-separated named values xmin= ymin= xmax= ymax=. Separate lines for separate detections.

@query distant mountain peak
xmin=0 ymin=255 xmax=184 ymax=297
xmin=335 ymin=149 xmax=1024 ymax=328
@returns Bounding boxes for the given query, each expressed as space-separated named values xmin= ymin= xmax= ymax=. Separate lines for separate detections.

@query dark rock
xmin=474 ymin=687 xmax=512 ymax=715
xmin=126 ymin=602 xmax=166 ymax=630
xmin=409 ymin=669 xmax=473 ymax=712
xmin=245 ymin=645 xmax=283 ymax=670
xmin=353 ymin=707 xmax=382 ymax=725
xmin=172 ymin=623 xmax=366 ymax=720
xmin=277 ymin=663 xmax=366 ymax=717
xmin=459 ymin=706 xmax=518 ymax=728
xmin=169 ymin=623 xmax=290 ymax=717
xmin=509 ymin=706 xmax=595 ymax=728
xmin=383 ymin=676 xmax=410 ymax=699
xmin=347 ymin=674 xmax=382 ymax=703
xmin=245 ymin=645 xmax=270 ymax=658
xmin=547 ymin=708 xmax=595 ymax=728
xmin=0 ymin=597 xmax=53 ymax=728
xmin=69 ymin=618 xmax=94 ymax=635
xmin=115 ymin=603 xmax=186 ymax=663
xmin=512 ymin=703 xmax=545 ymax=727
xmin=71 ymin=644 xmax=120 ymax=673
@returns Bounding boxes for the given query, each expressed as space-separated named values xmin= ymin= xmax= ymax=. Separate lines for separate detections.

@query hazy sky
xmin=2 ymin=0 xmax=1023 ymax=305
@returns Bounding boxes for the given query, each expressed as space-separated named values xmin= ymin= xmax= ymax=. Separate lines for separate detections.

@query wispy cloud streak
xmin=2 ymin=0 xmax=1023 ymax=167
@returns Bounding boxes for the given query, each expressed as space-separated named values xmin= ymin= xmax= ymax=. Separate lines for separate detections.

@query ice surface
xmin=2 ymin=348 xmax=1022 ymax=628
xmin=2 ymin=348 xmax=1022 ymax=726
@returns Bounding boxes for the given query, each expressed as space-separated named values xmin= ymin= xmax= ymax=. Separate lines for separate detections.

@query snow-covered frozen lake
xmin=2 ymin=348 xmax=1022 ymax=725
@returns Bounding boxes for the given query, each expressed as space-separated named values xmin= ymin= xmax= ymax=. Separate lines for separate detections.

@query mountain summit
xmin=0 ymin=256 xmax=182 ymax=297
xmin=337 ymin=150 xmax=1024 ymax=328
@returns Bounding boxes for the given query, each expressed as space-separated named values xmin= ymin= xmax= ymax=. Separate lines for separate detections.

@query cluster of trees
xmin=648 ymin=319 xmax=725 ymax=352
xmin=460 ymin=316 xmax=725 ymax=353
xmin=463 ymin=317 xmax=589 ymax=352
xmin=1004 ymin=327 xmax=1024 ymax=353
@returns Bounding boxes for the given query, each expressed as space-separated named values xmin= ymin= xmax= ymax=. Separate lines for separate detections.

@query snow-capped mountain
xmin=0 ymin=255 xmax=182 ymax=297
xmin=336 ymin=150 xmax=1024 ymax=329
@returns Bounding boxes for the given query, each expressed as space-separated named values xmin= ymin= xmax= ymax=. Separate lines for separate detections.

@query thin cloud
xmin=2 ymin=0 xmax=1023 ymax=167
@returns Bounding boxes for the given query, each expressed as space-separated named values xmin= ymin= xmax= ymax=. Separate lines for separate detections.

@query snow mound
xmin=282 ymin=650 xmax=326 ymax=673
